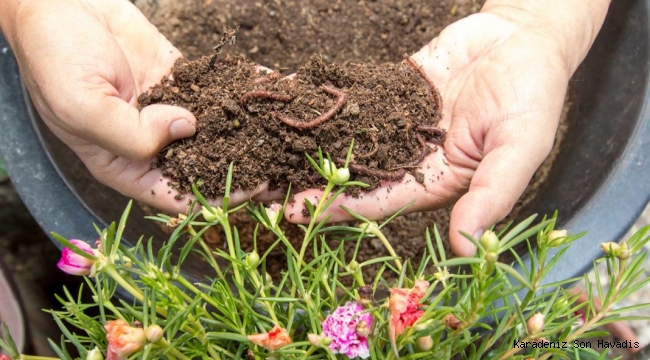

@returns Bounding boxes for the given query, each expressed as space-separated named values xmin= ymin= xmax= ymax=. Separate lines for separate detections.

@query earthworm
xmin=403 ymin=53 xmax=443 ymax=120
xmin=358 ymin=134 xmax=379 ymax=159
xmin=408 ymin=134 xmax=432 ymax=166
xmin=273 ymin=85 xmax=346 ymax=130
xmin=387 ymin=134 xmax=432 ymax=170
xmin=239 ymin=90 xmax=293 ymax=108
xmin=253 ymin=71 xmax=281 ymax=84
xmin=416 ymin=125 xmax=446 ymax=145
xmin=334 ymin=158 xmax=407 ymax=182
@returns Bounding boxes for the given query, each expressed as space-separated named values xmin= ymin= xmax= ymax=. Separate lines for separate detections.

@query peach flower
xmin=247 ymin=325 xmax=291 ymax=351
xmin=389 ymin=279 xmax=429 ymax=344
xmin=104 ymin=319 xmax=146 ymax=360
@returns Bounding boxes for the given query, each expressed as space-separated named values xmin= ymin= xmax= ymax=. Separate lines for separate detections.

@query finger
xmin=448 ymin=139 xmax=552 ymax=256
xmin=74 ymin=100 xmax=196 ymax=162
xmin=252 ymin=186 xmax=287 ymax=202
xmin=284 ymin=152 xmax=458 ymax=224
xmin=76 ymin=146 xmax=276 ymax=214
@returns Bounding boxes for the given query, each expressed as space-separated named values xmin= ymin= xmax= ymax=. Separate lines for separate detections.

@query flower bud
xmin=616 ymin=242 xmax=631 ymax=260
xmin=553 ymin=297 xmax=569 ymax=313
xmin=57 ymin=239 xmax=98 ymax=276
xmin=484 ymin=251 xmax=498 ymax=263
xmin=265 ymin=272 xmax=273 ymax=288
xmin=480 ymin=230 xmax=500 ymax=252
xmin=332 ymin=168 xmax=350 ymax=185
xmin=264 ymin=203 xmax=283 ymax=229
xmin=547 ymin=229 xmax=568 ymax=248
xmin=246 ymin=251 xmax=260 ymax=269
xmin=527 ymin=313 xmax=545 ymax=335
xmin=145 ymin=324 xmax=164 ymax=343
xmin=86 ymin=347 xmax=104 ymax=360
xmin=201 ymin=206 xmax=224 ymax=222
xmin=307 ymin=333 xmax=321 ymax=347
xmin=320 ymin=336 xmax=333 ymax=346
xmin=348 ymin=260 xmax=359 ymax=272
xmin=415 ymin=335 xmax=433 ymax=352
xmin=601 ymin=242 xmax=621 ymax=256
xmin=322 ymin=159 xmax=337 ymax=177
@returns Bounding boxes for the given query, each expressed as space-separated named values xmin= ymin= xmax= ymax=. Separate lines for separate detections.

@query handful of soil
xmin=139 ymin=53 xmax=444 ymax=199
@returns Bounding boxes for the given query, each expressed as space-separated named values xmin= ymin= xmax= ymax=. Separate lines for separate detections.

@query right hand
xmin=1 ymin=0 xmax=280 ymax=214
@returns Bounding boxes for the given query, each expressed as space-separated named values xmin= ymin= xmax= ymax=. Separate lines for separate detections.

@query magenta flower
xmin=57 ymin=239 xmax=96 ymax=276
xmin=322 ymin=301 xmax=372 ymax=359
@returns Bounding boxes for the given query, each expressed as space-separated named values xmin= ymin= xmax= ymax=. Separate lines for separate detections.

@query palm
xmin=14 ymin=0 xmax=274 ymax=214
xmin=286 ymin=13 xmax=569 ymax=256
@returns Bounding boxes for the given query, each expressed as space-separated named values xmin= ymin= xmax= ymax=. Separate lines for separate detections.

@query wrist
xmin=482 ymin=0 xmax=611 ymax=75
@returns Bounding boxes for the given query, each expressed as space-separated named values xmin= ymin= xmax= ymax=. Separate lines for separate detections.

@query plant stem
xmin=188 ymin=226 xmax=225 ymax=281
xmin=104 ymin=265 xmax=168 ymax=317
xmin=220 ymin=217 xmax=244 ymax=291
xmin=297 ymin=183 xmax=335 ymax=267
xmin=175 ymin=275 xmax=221 ymax=318
xmin=366 ymin=225 xmax=402 ymax=272
xmin=288 ymin=182 xmax=335 ymax=332
xmin=249 ymin=270 xmax=280 ymax=324
xmin=155 ymin=337 xmax=193 ymax=360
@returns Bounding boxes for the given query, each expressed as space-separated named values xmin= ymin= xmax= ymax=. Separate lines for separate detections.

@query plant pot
xmin=0 ymin=257 xmax=28 ymax=355
xmin=0 ymin=0 xmax=649 ymax=287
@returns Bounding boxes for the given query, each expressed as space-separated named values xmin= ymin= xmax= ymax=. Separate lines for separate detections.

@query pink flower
xmin=389 ymin=280 xmax=429 ymax=343
xmin=57 ymin=239 xmax=96 ymax=276
xmin=322 ymin=301 xmax=372 ymax=359
xmin=247 ymin=325 xmax=291 ymax=351
xmin=104 ymin=319 xmax=146 ymax=360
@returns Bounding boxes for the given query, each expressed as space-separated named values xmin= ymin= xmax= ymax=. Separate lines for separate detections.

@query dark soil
xmin=135 ymin=0 xmax=567 ymax=279
xmin=139 ymin=52 xmax=443 ymax=198
xmin=137 ymin=0 xmax=481 ymax=73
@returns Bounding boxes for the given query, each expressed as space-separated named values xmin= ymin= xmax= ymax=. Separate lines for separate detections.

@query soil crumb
xmin=139 ymin=53 xmax=443 ymax=198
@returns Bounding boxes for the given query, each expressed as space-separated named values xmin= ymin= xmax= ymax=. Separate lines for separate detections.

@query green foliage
xmin=1 ymin=149 xmax=649 ymax=360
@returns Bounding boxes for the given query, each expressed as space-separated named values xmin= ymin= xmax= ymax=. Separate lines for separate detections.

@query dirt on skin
xmin=134 ymin=0 xmax=568 ymax=279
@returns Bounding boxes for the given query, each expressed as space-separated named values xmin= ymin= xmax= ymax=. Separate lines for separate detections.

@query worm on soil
xmin=403 ymin=53 xmax=443 ymax=121
xmin=239 ymin=90 xmax=293 ymax=108
xmin=358 ymin=134 xmax=379 ymax=159
xmin=273 ymin=85 xmax=346 ymax=130
xmin=334 ymin=158 xmax=407 ymax=182
xmin=416 ymin=125 xmax=446 ymax=145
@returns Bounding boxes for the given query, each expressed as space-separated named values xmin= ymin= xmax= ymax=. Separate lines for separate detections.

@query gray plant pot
xmin=0 ymin=0 xmax=649 ymax=288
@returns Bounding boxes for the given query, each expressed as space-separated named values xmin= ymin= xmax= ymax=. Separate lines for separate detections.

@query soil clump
xmin=139 ymin=53 xmax=444 ymax=198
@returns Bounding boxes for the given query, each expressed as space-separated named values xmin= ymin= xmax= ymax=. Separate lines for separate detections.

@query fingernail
xmin=473 ymin=229 xmax=484 ymax=241
xmin=170 ymin=118 xmax=196 ymax=139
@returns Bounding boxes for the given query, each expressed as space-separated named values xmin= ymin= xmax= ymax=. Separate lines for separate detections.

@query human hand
xmin=0 ymin=0 xmax=276 ymax=214
xmin=284 ymin=4 xmax=608 ymax=256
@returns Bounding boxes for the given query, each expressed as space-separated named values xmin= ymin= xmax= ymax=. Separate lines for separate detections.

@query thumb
xmin=449 ymin=140 xmax=551 ymax=257
xmin=75 ymin=97 xmax=196 ymax=161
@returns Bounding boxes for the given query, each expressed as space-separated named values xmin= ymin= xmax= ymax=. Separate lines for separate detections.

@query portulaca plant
xmin=1 ymin=146 xmax=649 ymax=360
